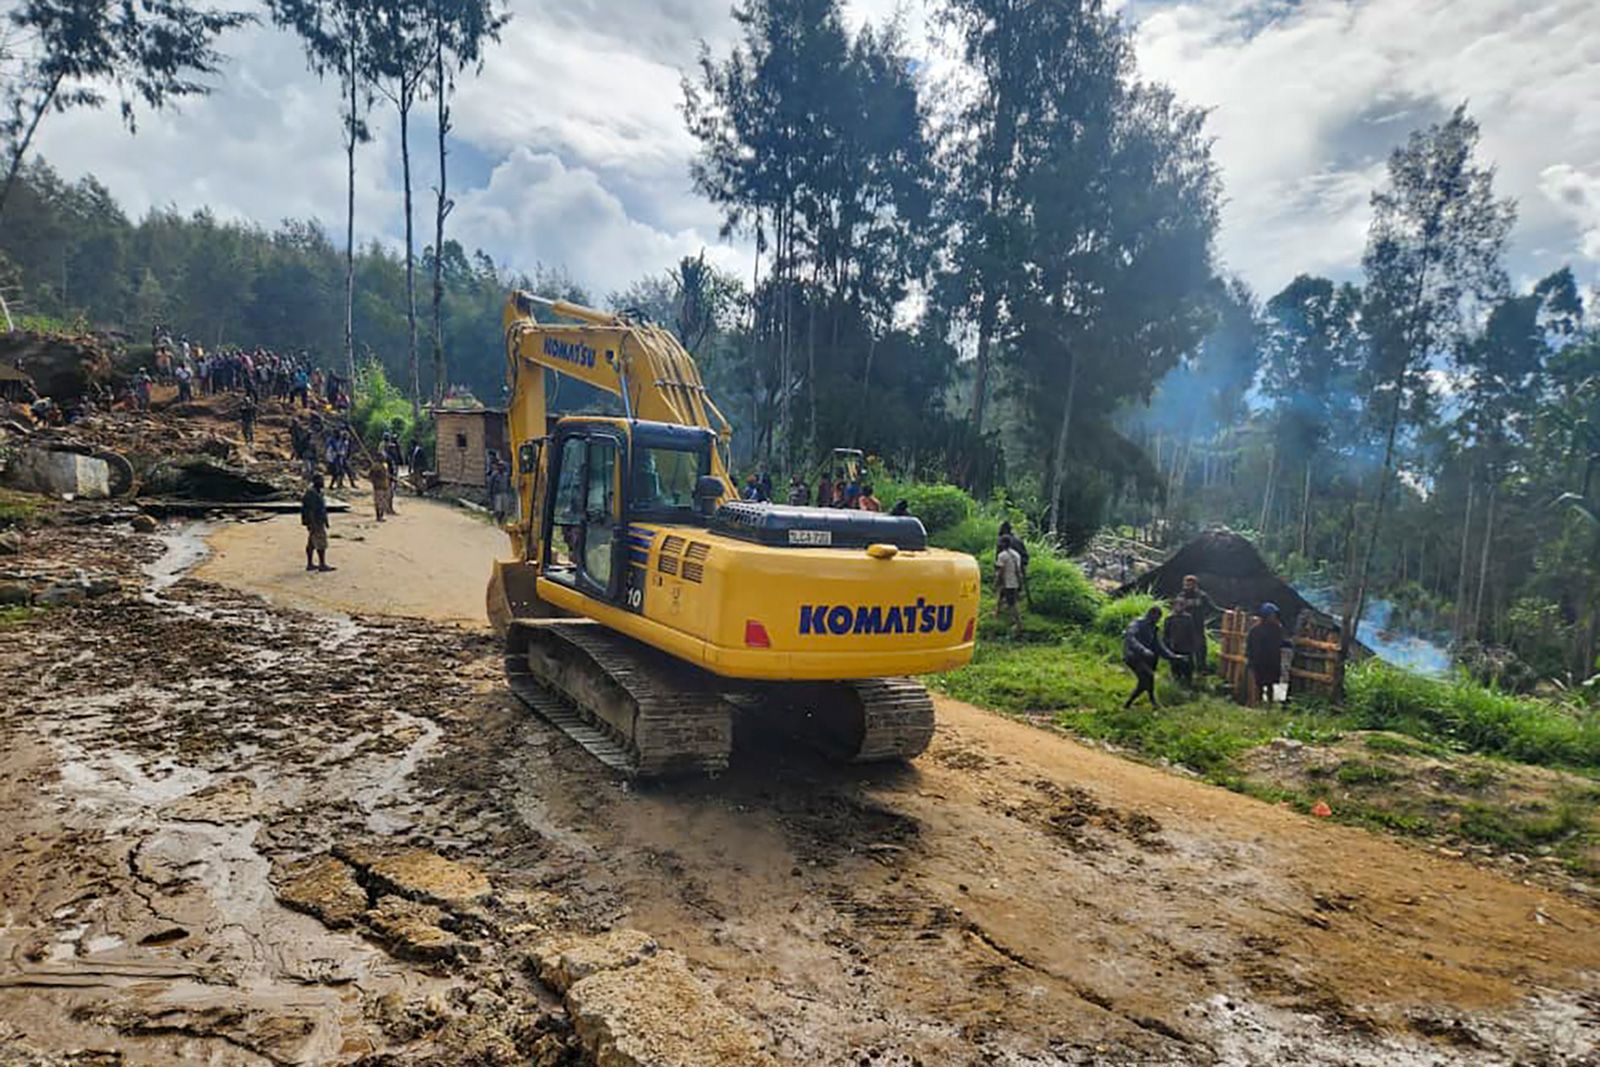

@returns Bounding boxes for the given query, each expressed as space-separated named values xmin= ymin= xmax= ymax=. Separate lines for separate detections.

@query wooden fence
xmin=1289 ymin=617 xmax=1343 ymax=700
xmin=1217 ymin=609 xmax=1253 ymax=705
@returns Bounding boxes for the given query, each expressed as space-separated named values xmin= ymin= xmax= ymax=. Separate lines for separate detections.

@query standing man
xmin=239 ymin=392 xmax=257 ymax=445
xmin=787 ymin=474 xmax=809 ymax=506
xmin=301 ymin=475 xmax=332 ymax=572
xmin=1171 ymin=574 xmax=1220 ymax=672
xmin=995 ymin=534 xmax=1024 ymax=639
xmin=1246 ymin=603 xmax=1288 ymax=706
xmin=1123 ymin=605 xmax=1183 ymax=709
xmin=369 ymin=455 xmax=391 ymax=522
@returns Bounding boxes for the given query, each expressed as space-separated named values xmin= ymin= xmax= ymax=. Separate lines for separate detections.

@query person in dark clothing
xmin=239 ymin=393 xmax=257 ymax=445
xmin=890 ymin=499 xmax=909 ymax=517
xmin=1122 ymin=605 xmax=1184 ymax=709
xmin=996 ymin=521 xmax=1030 ymax=575
xmin=1170 ymin=574 xmax=1220 ymax=671
xmin=301 ymin=475 xmax=332 ymax=572
xmin=1246 ymin=602 xmax=1288 ymax=705
xmin=1163 ymin=606 xmax=1199 ymax=688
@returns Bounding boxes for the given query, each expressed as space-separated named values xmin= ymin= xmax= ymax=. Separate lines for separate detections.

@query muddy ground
xmin=2 ymin=499 xmax=1598 ymax=1066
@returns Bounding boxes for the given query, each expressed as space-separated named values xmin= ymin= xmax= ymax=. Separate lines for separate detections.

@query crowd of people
xmin=736 ymin=466 xmax=899 ymax=515
xmin=150 ymin=324 xmax=351 ymax=410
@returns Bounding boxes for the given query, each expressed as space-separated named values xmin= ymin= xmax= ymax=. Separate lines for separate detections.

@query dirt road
xmin=2 ymin=502 xmax=1597 ymax=1065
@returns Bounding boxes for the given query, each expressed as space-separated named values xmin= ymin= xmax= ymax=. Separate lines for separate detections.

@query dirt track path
xmin=2 ymin=503 xmax=1597 ymax=1065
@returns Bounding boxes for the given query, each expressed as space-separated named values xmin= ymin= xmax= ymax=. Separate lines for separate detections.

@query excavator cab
xmin=540 ymin=417 xmax=715 ymax=613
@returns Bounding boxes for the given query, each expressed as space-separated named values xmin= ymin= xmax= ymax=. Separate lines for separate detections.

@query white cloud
xmin=450 ymin=148 xmax=740 ymax=298
xmin=21 ymin=0 xmax=1600 ymax=318
xmin=1133 ymin=0 xmax=1600 ymax=295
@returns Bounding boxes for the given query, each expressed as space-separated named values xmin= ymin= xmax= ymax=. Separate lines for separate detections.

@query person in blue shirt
xmin=1122 ymin=605 xmax=1185 ymax=708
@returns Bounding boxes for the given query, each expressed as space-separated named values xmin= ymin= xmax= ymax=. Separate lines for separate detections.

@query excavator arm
xmin=500 ymin=292 xmax=734 ymax=561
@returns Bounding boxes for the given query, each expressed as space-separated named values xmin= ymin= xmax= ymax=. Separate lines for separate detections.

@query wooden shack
xmin=432 ymin=405 xmax=508 ymax=488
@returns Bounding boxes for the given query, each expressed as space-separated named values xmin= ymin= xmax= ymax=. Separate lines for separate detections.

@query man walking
xmin=239 ymin=393 xmax=257 ymax=445
xmin=995 ymin=534 xmax=1024 ymax=639
xmin=301 ymin=475 xmax=333 ymax=572
xmin=1123 ymin=605 xmax=1184 ymax=709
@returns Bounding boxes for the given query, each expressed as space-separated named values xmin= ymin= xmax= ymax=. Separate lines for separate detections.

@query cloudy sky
xmin=29 ymin=0 xmax=1600 ymax=304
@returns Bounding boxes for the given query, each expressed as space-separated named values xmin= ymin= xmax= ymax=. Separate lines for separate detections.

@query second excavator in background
xmin=486 ymin=292 xmax=979 ymax=777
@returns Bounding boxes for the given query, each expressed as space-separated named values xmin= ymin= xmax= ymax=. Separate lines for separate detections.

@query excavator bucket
xmin=486 ymin=559 xmax=549 ymax=638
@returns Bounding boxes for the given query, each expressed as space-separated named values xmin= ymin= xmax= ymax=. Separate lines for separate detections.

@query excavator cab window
xmin=582 ymin=438 xmax=619 ymax=592
xmin=545 ymin=428 xmax=625 ymax=600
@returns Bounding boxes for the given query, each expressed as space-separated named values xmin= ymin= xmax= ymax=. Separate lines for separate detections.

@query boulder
xmin=0 ymin=330 xmax=116 ymax=400
xmin=130 ymin=513 xmax=159 ymax=533
xmin=35 ymin=581 xmax=85 ymax=607
xmin=531 ymin=929 xmax=658 ymax=994
xmin=0 ymin=582 xmax=30 ymax=605
xmin=565 ymin=951 xmax=778 ymax=1067
xmin=2 ymin=447 xmax=110 ymax=499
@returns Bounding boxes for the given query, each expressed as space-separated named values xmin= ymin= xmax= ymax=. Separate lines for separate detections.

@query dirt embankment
xmin=0 ymin=506 xmax=1596 ymax=1065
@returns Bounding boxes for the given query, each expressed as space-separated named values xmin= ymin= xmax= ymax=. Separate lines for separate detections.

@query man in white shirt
xmin=995 ymin=534 xmax=1024 ymax=639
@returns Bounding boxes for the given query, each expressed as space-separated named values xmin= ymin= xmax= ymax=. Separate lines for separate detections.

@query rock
xmin=0 ymin=581 xmax=29 ymax=605
xmin=531 ymin=929 xmax=659 ymax=994
xmin=364 ymin=895 xmax=474 ymax=964
xmin=130 ymin=513 xmax=158 ymax=533
xmin=0 ymin=531 xmax=21 ymax=554
xmin=35 ymin=581 xmax=85 ymax=607
xmin=85 ymin=576 xmax=121 ymax=598
xmin=2 ymin=447 xmax=110 ymax=499
xmin=340 ymin=846 xmax=492 ymax=909
xmin=275 ymin=854 xmax=369 ymax=929
xmin=565 ymin=951 xmax=778 ymax=1067
xmin=143 ymin=456 xmax=282 ymax=502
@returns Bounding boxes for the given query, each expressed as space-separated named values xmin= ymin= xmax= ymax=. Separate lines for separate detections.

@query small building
xmin=432 ymin=404 xmax=509 ymax=488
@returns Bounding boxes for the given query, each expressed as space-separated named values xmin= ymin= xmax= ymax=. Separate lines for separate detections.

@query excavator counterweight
xmin=487 ymin=292 xmax=979 ymax=776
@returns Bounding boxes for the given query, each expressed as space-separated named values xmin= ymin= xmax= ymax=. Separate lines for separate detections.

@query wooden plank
xmin=1289 ymin=668 xmax=1336 ymax=684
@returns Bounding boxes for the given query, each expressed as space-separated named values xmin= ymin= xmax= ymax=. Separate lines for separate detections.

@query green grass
xmin=0 ymin=488 xmax=48 ymax=525
xmin=0 ymin=606 xmax=39 ymax=628
xmin=1345 ymin=660 xmax=1600 ymax=770
xmin=933 ymin=631 xmax=1352 ymax=778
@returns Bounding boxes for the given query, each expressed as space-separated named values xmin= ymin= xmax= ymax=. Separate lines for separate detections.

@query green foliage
xmin=896 ymin=482 xmax=972 ymax=534
xmin=931 ymin=514 xmax=998 ymax=557
xmin=350 ymin=360 xmax=419 ymax=446
xmin=0 ymin=606 xmax=40 ymax=628
xmin=1024 ymin=550 xmax=1102 ymax=627
xmin=1095 ymin=594 xmax=1159 ymax=637
xmin=1344 ymin=660 xmax=1600 ymax=769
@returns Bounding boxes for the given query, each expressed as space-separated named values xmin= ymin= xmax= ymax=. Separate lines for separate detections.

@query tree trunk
xmin=969 ymin=288 xmax=998 ymax=438
xmin=1298 ymin=462 xmax=1313 ymax=558
xmin=1045 ymin=352 xmax=1079 ymax=534
xmin=0 ymin=77 xmax=63 ymax=224
xmin=343 ymin=47 xmax=358 ymax=386
xmin=1472 ymin=481 xmax=1496 ymax=636
xmin=431 ymin=34 xmax=450 ymax=406
xmin=1453 ymin=476 xmax=1476 ymax=639
xmin=1341 ymin=385 xmax=1405 ymax=672
xmin=1259 ymin=444 xmax=1278 ymax=541
xmin=400 ymin=96 xmax=420 ymax=422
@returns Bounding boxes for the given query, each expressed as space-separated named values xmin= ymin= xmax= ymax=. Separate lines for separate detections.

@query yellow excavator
xmin=486 ymin=292 xmax=980 ymax=776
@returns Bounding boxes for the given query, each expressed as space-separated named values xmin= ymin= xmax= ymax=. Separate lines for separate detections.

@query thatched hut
xmin=1116 ymin=528 xmax=1320 ymax=627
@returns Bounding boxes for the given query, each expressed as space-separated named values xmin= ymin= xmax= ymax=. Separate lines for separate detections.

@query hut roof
xmin=1116 ymin=528 xmax=1319 ymax=624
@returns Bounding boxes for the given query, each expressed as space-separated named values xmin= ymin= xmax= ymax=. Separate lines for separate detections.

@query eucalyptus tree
xmin=1 ymin=0 xmax=250 ymax=222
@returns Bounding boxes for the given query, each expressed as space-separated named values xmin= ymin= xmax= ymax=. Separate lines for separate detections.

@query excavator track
xmin=769 ymin=677 xmax=937 ymax=763
xmin=505 ymin=619 xmax=733 ymax=778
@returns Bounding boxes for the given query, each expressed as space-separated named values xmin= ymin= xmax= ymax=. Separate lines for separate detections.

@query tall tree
xmin=372 ymin=0 xmax=431 ymax=419
xmin=266 ymin=0 xmax=375 ymax=383
xmin=427 ymin=0 xmax=505 ymax=403
xmin=1343 ymin=105 xmax=1515 ymax=670
xmin=1260 ymin=274 xmax=1365 ymax=557
xmin=1 ymin=0 xmax=250 ymax=221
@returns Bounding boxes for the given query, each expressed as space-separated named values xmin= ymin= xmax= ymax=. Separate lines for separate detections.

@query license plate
xmin=788 ymin=529 xmax=832 ymax=546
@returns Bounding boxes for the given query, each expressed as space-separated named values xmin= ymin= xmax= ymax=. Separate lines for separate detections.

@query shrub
xmin=933 ymin=514 xmax=999 ymax=556
xmin=351 ymin=360 xmax=421 ymax=447
xmin=1344 ymin=660 xmax=1600 ymax=770
xmin=898 ymin=483 xmax=972 ymax=533
xmin=1024 ymin=550 xmax=1102 ymax=627
xmin=1095 ymin=594 xmax=1159 ymax=636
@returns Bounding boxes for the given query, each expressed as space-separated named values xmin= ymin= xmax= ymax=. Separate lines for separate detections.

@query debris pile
xmin=0 ymin=329 xmax=123 ymax=400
